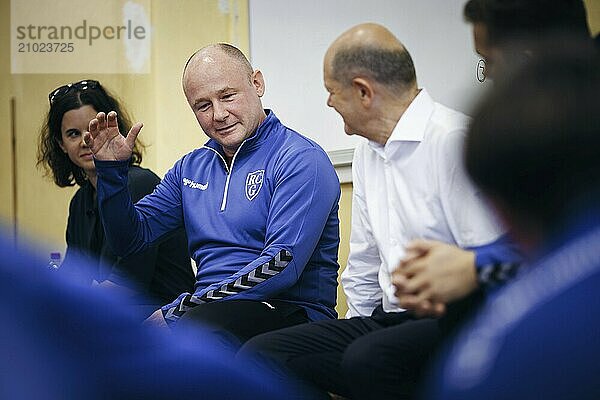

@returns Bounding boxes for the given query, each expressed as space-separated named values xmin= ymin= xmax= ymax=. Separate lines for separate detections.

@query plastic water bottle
xmin=48 ymin=252 xmax=61 ymax=270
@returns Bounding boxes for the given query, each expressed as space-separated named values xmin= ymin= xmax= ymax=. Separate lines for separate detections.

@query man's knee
xmin=341 ymin=333 xmax=425 ymax=399
xmin=240 ymin=331 xmax=277 ymax=357
xmin=341 ymin=335 xmax=382 ymax=378
xmin=239 ymin=329 xmax=298 ymax=364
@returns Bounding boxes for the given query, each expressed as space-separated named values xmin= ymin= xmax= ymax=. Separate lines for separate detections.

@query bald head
xmin=183 ymin=43 xmax=253 ymax=88
xmin=325 ymin=23 xmax=417 ymax=90
xmin=329 ymin=23 xmax=404 ymax=52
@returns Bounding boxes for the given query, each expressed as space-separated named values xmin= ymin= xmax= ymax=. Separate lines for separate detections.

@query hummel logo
xmin=183 ymin=177 xmax=208 ymax=190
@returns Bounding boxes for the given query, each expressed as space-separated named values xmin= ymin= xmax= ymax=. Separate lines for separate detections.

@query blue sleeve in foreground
xmin=468 ymin=234 xmax=525 ymax=288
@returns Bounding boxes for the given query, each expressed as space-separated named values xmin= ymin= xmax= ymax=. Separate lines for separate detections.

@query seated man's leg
xmin=174 ymin=299 xmax=308 ymax=350
xmin=240 ymin=316 xmax=384 ymax=398
xmin=342 ymin=318 xmax=441 ymax=400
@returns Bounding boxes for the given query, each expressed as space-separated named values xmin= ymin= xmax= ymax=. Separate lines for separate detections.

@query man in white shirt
xmin=240 ymin=23 xmax=515 ymax=399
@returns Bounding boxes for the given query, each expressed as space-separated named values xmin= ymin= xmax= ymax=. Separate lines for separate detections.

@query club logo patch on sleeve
xmin=245 ymin=170 xmax=264 ymax=201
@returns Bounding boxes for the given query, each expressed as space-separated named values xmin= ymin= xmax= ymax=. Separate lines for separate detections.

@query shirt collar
xmin=373 ymin=88 xmax=434 ymax=150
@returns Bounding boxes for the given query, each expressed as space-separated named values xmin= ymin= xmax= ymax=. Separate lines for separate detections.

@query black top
xmin=61 ymin=165 xmax=195 ymax=305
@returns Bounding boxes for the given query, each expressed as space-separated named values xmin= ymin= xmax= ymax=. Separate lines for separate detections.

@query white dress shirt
xmin=341 ymin=89 xmax=504 ymax=317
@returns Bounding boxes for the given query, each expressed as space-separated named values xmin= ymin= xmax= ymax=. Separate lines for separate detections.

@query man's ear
xmin=252 ymin=70 xmax=266 ymax=97
xmin=352 ymin=77 xmax=373 ymax=106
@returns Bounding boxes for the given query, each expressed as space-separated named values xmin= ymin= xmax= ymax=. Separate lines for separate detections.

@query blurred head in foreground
xmin=465 ymin=38 xmax=600 ymax=252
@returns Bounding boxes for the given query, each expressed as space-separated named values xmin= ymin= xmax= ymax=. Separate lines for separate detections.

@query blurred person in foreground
xmin=0 ymin=228 xmax=305 ymax=399
xmin=392 ymin=0 xmax=593 ymax=318
xmin=425 ymin=38 xmax=600 ymax=400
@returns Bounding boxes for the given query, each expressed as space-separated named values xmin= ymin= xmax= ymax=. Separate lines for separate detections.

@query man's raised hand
xmin=84 ymin=111 xmax=143 ymax=161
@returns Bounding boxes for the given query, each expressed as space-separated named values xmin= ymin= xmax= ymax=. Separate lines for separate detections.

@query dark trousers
xmin=240 ymin=306 xmax=442 ymax=400
xmin=174 ymin=299 xmax=309 ymax=352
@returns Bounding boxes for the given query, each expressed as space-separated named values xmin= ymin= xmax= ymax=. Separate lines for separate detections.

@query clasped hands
xmin=392 ymin=240 xmax=477 ymax=318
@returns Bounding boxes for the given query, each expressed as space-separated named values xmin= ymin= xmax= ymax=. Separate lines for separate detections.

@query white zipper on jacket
xmin=202 ymin=140 xmax=249 ymax=211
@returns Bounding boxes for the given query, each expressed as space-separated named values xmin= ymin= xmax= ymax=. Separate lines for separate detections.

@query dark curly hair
xmin=37 ymin=81 xmax=145 ymax=187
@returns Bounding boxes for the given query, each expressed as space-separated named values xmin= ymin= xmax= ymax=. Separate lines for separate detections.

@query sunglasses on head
xmin=48 ymin=79 xmax=101 ymax=105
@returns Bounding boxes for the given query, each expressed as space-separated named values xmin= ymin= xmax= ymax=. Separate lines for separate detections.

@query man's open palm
xmin=84 ymin=111 xmax=143 ymax=161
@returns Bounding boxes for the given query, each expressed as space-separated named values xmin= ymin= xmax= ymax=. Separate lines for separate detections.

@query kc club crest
xmin=245 ymin=170 xmax=264 ymax=201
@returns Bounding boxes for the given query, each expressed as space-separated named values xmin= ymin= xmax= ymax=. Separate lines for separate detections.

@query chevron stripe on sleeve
xmin=163 ymin=250 xmax=293 ymax=323
xmin=477 ymin=262 xmax=524 ymax=289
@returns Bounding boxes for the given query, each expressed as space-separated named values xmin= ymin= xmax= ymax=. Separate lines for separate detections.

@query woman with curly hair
xmin=38 ymin=79 xmax=194 ymax=319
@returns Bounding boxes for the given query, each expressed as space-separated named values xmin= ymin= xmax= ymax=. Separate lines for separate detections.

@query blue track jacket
xmin=95 ymin=111 xmax=341 ymax=323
